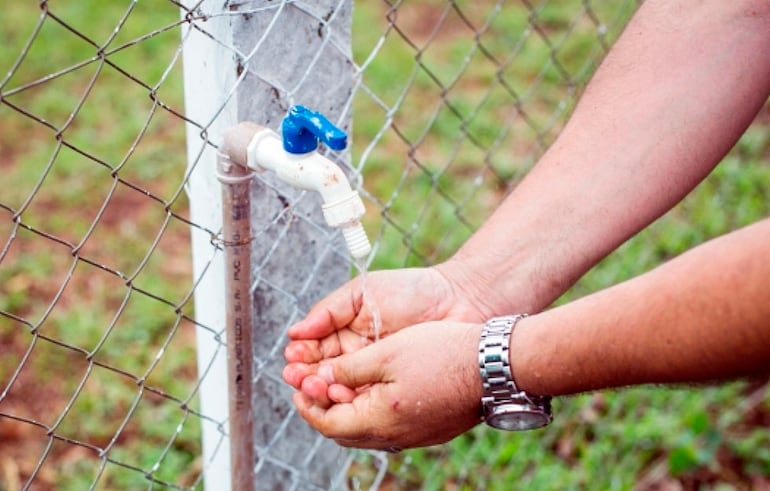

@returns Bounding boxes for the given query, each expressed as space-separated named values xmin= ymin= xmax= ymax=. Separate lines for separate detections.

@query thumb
xmin=288 ymin=279 xmax=361 ymax=339
xmin=319 ymin=344 xmax=389 ymax=389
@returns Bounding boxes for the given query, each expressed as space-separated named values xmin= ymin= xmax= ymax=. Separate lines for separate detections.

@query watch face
xmin=487 ymin=404 xmax=552 ymax=431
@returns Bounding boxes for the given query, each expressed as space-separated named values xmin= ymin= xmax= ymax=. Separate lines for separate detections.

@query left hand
xmin=283 ymin=266 xmax=492 ymax=407
xmin=292 ymin=321 xmax=484 ymax=450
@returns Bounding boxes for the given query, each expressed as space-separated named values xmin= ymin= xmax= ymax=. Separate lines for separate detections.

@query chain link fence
xmin=0 ymin=1 xmax=212 ymax=490
xmin=2 ymin=1 xmax=769 ymax=490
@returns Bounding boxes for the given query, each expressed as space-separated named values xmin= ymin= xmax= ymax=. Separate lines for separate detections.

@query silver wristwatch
xmin=479 ymin=315 xmax=552 ymax=431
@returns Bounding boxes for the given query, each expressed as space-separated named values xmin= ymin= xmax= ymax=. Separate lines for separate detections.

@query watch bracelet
xmin=479 ymin=315 xmax=551 ymax=409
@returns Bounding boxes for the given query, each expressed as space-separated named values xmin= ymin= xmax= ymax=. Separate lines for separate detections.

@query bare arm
xmin=295 ymin=219 xmax=770 ymax=449
xmin=440 ymin=0 xmax=770 ymax=316
xmin=284 ymin=0 xmax=770 ymax=406
xmin=515 ymin=218 xmax=770 ymax=396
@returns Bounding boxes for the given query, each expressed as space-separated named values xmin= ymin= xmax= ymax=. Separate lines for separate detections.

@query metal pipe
xmin=217 ymin=124 xmax=258 ymax=491
xmin=216 ymin=117 xmax=369 ymax=489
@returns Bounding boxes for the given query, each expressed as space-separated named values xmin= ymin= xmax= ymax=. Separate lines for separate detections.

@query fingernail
xmin=318 ymin=363 xmax=334 ymax=384
xmin=287 ymin=322 xmax=301 ymax=334
xmin=283 ymin=344 xmax=294 ymax=361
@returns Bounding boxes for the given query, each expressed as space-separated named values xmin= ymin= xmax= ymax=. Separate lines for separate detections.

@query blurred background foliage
xmin=0 ymin=1 xmax=768 ymax=490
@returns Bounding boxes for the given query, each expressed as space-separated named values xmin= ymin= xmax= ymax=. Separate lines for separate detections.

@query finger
xmin=285 ymin=331 xmax=350 ymax=365
xmin=319 ymin=345 xmax=388 ymax=389
xmin=292 ymin=390 xmax=336 ymax=432
xmin=293 ymin=389 xmax=377 ymax=441
xmin=336 ymin=328 xmax=369 ymax=353
xmin=285 ymin=363 xmax=357 ymax=403
xmin=328 ymin=383 xmax=357 ymax=404
xmin=283 ymin=340 xmax=322 ymax=363
xmin=300 ymin=375 xmax=331 ymax=408
xmin=288 ymin=280 xmax=362 ymax=340
xmin=282 ymin=362 xmax=316 ymax=389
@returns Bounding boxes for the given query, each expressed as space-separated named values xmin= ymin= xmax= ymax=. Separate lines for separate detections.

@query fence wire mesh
xmin=0 ymin=2 xmax=217 ymax=490
xmin=2 ymin=1 xmax=769 ymax=490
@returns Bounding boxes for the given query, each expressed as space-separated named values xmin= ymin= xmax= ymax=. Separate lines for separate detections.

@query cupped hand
xmin=292 ymin=321 xmax=485 ymax=450
xmin=282 ymin=265 xmax=489 ymax=403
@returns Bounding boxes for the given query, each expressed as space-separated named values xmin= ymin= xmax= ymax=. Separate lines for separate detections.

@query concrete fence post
xmin=182 ymin=1 xmax=355 ymax=489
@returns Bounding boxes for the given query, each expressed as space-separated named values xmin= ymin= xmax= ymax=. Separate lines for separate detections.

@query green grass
xmin=351 ymin=1 xmax=770 ymax=489
xmin=1 ymin=2 xmax=199 ymax=490
xmin=2 ymin=1 xmax=769 ymax=490
xmin=354 ymin=1 xmax=644 ymax=268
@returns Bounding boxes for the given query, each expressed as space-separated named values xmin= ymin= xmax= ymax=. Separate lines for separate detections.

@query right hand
xmin=282 ymin=264 xmax=490 ymax=406
xmin=291 ymin=320 xmax=485 ymax=450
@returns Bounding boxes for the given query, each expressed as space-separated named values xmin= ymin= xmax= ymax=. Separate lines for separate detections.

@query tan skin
xmin=293 ymin=220 xmax=770 ymax=449
xmin=283 ymin=0 xmax=770 ymax=449
xmin=282 ymin=267 xmax=490 ymax=407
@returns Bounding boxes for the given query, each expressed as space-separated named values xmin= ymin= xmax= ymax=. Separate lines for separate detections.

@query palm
xmin=283 ymin=266 xmax=487 ymax=400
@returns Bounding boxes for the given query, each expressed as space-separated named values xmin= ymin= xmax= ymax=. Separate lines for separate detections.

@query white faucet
xmin=222 ymin=106 xmax=371 ymax=259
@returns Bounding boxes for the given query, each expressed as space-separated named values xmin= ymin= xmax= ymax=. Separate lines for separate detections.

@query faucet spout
xmin=247 ymin=130 xmax=355 ymax=206
xmin=222 ymin=120 xmax=371 ymax=260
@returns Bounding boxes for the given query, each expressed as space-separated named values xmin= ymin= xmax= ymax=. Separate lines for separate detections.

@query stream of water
xmin=355 ymin=257 xmax=382 ymax=343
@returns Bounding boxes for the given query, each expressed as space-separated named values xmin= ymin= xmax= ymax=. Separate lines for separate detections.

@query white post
xmin=180 ymin=2 xmax=237 ymax=489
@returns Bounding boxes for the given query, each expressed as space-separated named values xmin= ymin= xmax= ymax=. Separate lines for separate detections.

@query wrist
xmin=435 ymin=251 xmax=555 ymax=318
xmin=431 ymin=260 xmax=499 ymax=321
xmin=508 ymin=314 xmax=546 ymax=396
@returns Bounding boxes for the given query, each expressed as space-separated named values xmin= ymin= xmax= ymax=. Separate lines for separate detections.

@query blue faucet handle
xmin=281 ymin=105 xmax=348 ymax=154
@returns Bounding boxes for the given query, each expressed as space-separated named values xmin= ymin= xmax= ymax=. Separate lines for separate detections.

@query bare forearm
xmin=291 ymin=219 xmax=770 ymax=449
xmin=442 ymin=0 xmax=770 ymax=314
xmin=514 ymin=218 xmax=770 ymax=396
xmin=289 ymin=0 xmax=770 ymax=448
